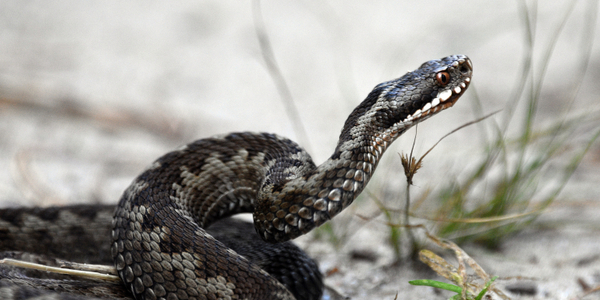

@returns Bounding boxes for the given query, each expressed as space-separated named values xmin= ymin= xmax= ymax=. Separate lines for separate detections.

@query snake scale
xmin=0 ymin=55 xmax=472 ymax=300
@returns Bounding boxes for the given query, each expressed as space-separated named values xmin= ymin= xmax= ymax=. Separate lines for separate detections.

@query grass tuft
xmin=433 ymin=0 xmax=599 ymax=248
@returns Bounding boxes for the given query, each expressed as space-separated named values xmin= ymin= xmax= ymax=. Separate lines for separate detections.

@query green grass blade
xmin=474 ymin=276 xmax=498 ymax=300
xmin=408 ymin=279 xmax=462 ymax=293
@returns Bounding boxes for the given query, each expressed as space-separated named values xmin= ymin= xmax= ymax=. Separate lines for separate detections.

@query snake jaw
xmin=403 ymin=55 xmax=472 ymax=124
xmin=405 ymin=82 xmax=463 ymax=122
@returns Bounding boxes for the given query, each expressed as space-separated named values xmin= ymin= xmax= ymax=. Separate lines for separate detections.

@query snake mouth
xmin=405 ymin=64 xmax=472 ymax=123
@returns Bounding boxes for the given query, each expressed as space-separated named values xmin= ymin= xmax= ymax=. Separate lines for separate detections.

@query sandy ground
xmin=1 ymin=1 xmax=599 ymax=299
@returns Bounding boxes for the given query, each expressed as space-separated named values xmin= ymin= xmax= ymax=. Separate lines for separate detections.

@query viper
xmin=0 ymin=55 xmax=472 ymax=300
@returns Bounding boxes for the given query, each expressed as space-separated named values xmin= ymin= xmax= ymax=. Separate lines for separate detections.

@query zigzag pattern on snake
xmin=0 ymin=55 xmax=472 ymax=300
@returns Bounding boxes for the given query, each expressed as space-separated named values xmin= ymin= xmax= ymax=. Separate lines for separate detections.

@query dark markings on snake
xmin=0 ymin=55 xmax=472 ymax=300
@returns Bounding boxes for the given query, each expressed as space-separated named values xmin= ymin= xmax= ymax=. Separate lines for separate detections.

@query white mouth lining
xmin=404 ymin=75 xmax=471 ymax=123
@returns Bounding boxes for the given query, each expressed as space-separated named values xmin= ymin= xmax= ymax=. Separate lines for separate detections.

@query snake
xmin=0 ymin=54 xmax=472 ymax=300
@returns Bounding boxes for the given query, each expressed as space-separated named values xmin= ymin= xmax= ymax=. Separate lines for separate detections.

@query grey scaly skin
xmin=0 ymin=206 xmax=319 ymax=300
xmin=0 ymin=55 xmax=471 ymax=300
xmin=111 ymin=54 xmax=472 ymax=300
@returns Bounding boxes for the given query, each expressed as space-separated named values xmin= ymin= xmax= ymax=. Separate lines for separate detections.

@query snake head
xmin=337 ymin=55 xmax=472 ymax=149
xmin=398 ymin=54 xmax=473 ymax=122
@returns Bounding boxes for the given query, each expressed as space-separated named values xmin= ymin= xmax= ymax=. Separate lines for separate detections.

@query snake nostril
xmin=460 ymin=65 xmax=470 ymax=74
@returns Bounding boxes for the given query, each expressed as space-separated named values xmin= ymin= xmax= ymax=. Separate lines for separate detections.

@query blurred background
xmin=1 ymin=1 xmax=599 ymax=299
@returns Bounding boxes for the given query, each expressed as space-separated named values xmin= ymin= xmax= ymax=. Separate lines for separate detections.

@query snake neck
xmin=253 ymin=112 xmax=408 ymax=243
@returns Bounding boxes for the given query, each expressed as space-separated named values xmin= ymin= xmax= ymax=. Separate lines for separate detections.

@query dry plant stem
xmin=0 ymin=258 xmax=120 ymax=282
xmin=422 ymin=232 xmax=511 ymax=300
xmin=404 ymin=126 xmax=419 ymax=256
xmin=571 ymin=285 xmax=600 ymax=300
xmin=12 ymin=148 xmax=65 ymax=206
xmin=0 ymin=97 xmax=183 ymax=141
xmin=251 ymin=0 xmax=312 ymax=153
xmin=405 ymin=181 xmax=418 ymax=256
xmin=399 ymin=112 xmax=498 ymax=256
xmin=549 ymin=0 xmax=598 ymax=140
xmin=418 ymin=250 xmax=460 ymax=284
xmin=417 ymin=110 xmax=500 ymax=166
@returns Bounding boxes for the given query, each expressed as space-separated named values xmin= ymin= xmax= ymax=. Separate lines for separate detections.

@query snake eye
xmin=436 ymin=71 xmax=450 ymax=85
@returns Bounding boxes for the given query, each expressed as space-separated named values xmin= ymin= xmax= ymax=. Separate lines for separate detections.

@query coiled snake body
xmin=2 ymin=55 xmax=472 ymax=300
